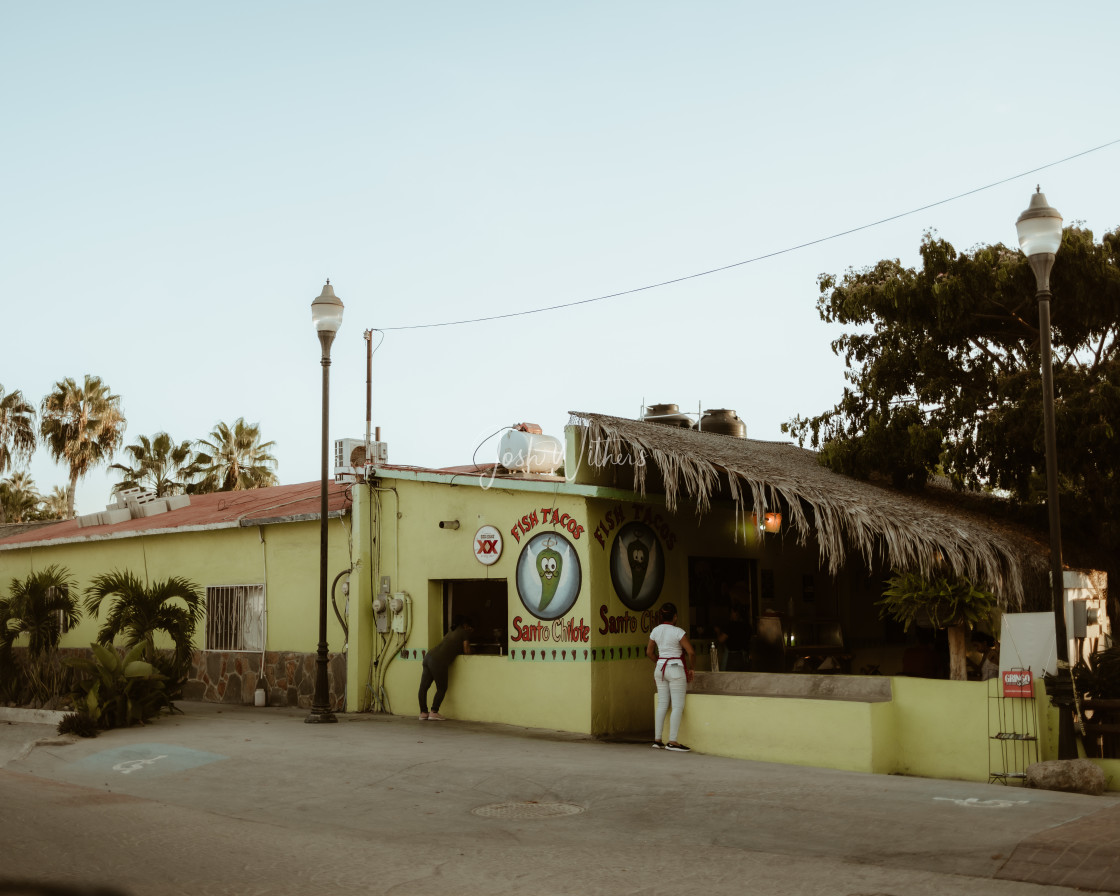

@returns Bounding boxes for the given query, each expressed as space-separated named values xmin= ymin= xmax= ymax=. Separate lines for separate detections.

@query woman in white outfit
xmin=646 ymin=602 xmax=696 ymax=752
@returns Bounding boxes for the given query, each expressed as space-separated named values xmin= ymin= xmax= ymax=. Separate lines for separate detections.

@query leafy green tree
xmin=110 ymin=432 xmax=199 ymax=497
xmin=0 ymin=384 xmax=36 ymax=477
xmin=0 ymin=471 xmax=41 ymax=523
xmin=878 ymin=571 xmax=997 ymax=680
xmin=39 ymin=375 xmax=126 ymax=518
xmin=785 ymin=226 xmax=1120 ymax=564
xmin=84 ymin=570 xmax=204 ymax=687
xmin=191 ymin=418 xmax=278 ymax=493
xmin=0 ymin=565 xmax=79 ymax=704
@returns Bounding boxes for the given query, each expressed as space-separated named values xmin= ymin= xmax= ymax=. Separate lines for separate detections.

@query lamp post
xmin=1015 ymin=188 xmax=1068 ymax=666
xmin=307 ymin=280 xmax=344 ymax=724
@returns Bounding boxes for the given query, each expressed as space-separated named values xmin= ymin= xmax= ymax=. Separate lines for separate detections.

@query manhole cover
xmin=472 ymin=801 xmax=585 ymax=818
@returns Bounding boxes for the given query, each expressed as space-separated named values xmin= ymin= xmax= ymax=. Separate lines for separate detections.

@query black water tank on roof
xmin=700 ymin=409 xmax=746 ymax=437
xmin=642 ymin=403 xmax=695 ymax=429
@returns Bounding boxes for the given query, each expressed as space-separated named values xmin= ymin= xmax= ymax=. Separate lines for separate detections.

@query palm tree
xmin=0 ymin=565 xmax=79 ymax=704
xmin=0 ymin=384 xmax=36 ymax=477
xmin=84 ymin=570 xmax=204 ymax=686
xmin=192 ymin=418 xmax=278 ymax=493
xmin=0 ymin=471 xmax=41 ymax=523
xmin=110 ymin=432 xmax=199 ymax=497
xmin=40 ymin=486 xmax=70 ymax=520
xmin=39 ymin=375 xmax=126 ymax=518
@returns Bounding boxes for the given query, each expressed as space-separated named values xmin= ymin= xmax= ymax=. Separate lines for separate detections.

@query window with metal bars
xmin=205 ymin=584 xmax=265 ymax=651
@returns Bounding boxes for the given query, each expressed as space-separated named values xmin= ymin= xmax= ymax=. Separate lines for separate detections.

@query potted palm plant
xmin=877 ymin=570 xmax=998 ymax=680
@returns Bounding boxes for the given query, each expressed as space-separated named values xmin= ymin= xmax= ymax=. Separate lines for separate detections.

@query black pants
xmin=418 ymin=657 xmax=448 ymax=713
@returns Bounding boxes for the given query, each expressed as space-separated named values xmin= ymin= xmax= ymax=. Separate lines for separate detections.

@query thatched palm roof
xmin=570 ymin=411 xmax=1050 ymax=608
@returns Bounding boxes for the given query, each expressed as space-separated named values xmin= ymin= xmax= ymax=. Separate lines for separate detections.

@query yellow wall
xmin=678 ymin=692 xmax=889 ymax=773
xmin=0 ymin=518 xmax=353 ymax=654
xmin=890 ymin=677 xmax=990 ymax=780
xmin=429 ymin=655 xmax=590 ymax=731
xmin=355 ymin=477 xmax=602 ymax=730
xmin=668 ymin=675 xmax=1119 ymax=790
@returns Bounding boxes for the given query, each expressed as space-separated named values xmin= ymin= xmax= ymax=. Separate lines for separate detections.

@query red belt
xmin=657 ymin=657 xmax=684 ymax=680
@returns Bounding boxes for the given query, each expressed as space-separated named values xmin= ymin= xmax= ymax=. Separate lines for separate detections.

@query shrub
xmin=83 ymin=571 xmax=202 ymax=689
xmin=64 ymin=642 xmax=171 ymax=729
xmin=1077 ymin=645 xmax=1120 ymax=700
xmin=0 ymin=565 xmax=80 ymax=705
xmin=57 ymin=712 xmax=99 ymax=738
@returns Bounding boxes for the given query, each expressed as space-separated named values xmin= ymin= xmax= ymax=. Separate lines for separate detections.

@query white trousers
xmin=653 ymin=662 xmax=687 ymax=743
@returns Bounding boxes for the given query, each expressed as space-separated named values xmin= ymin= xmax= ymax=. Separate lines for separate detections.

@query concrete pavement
xmin=1 ymin=701 xmax=1118 ymax=896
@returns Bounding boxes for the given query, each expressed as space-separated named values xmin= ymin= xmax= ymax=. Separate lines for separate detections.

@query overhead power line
xmin=379 ymin=138 xmax=1120 ymax=332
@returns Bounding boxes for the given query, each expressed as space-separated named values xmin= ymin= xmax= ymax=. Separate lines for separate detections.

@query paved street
xmin=1 ymin=702 xmax=1118 ymax=896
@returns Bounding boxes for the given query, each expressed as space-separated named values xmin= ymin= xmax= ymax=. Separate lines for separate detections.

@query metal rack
xmin=988 ymin=667 xmax=1039 ymax=784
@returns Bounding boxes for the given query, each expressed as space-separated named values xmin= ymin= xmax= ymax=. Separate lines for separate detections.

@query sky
xmin=3 ymin=1 xmax=1118 ymax=517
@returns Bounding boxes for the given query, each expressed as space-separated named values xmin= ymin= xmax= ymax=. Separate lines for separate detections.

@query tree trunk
xmin=947 ymin=623 xmax=969 ymax=681
xmin=66 ymin=470 xmax=79 ymax=519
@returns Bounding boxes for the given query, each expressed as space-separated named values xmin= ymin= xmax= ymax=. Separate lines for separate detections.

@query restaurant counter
xmin=689 ymin=670 xmax=893 ymax=703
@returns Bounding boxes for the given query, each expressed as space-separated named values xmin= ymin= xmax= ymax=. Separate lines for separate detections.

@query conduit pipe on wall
xmin=365 ymin=483 xmax=405 ymax=712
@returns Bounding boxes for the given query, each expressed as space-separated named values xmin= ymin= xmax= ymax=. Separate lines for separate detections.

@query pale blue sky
xmin=3 ymin=1 xmax=1118 ymax=515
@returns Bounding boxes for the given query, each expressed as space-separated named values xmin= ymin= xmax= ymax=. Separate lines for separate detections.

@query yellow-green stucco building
xmin=1 ymin=412 xmax=1114 ymax=788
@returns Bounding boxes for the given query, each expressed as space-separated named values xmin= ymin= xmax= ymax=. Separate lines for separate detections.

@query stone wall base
xmin=185 ymin=650 xmax=346 ymax=710
xmin=5 ymin=647 xmax=346 ymax=712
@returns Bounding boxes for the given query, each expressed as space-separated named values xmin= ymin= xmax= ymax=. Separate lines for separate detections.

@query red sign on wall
xmin=1002 ymin=669 xmax=1033 ymax=698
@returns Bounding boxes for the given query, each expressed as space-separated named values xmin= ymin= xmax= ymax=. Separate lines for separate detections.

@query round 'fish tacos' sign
xmin=515 ymin=532 xmax=581 ymax=620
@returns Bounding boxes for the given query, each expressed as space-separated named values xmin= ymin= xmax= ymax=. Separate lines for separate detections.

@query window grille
xmin=206 ymin=584 xmax=265 ymax=651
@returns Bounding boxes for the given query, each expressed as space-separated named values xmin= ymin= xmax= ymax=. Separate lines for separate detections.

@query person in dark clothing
xmin=714 ymin=604 xmax=751 ymax=671
xmin=418 ymin=616 xmax=473 ymax=720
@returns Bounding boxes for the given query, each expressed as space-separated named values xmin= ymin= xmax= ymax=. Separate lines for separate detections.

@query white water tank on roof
xmin=499 ymin=425 xmax=564 ymax=474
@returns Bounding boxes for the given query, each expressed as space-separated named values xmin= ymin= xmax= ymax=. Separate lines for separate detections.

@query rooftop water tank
xmin=700 ymin=409 xmax=746 ymax=437
xmin=499 ymin=425 xmax=564 ymax=474
xmin=642 ymin=403 xmax=694 ymax=429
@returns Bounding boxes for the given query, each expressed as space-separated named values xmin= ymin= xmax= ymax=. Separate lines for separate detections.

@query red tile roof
xmin=0 ymin=481 xmax=353 ymax=549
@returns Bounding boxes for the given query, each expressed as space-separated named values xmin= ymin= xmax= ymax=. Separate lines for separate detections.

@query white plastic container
xmin=498 ymin=429 xmax=564 ymax=474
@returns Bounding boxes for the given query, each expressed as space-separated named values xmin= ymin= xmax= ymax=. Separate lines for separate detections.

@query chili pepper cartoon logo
xmin=609 ymin=522 xmax=664 ymax=611
xmin=627 ymin=536 xmax=649 ymax=599
xmin=536 ymin=537 xmax=563 ymax=611
xmin=515 ymin=531 xmax=582 ymax=620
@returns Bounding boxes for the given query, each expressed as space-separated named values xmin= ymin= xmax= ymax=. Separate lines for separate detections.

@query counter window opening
xmin=442 ymin=579 xmax=508 ymax=655
xmin=686 ymin=557 xmax=757 ymax=672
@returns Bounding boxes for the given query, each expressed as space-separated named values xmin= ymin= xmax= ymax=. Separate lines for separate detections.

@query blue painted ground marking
xmin=70 ymin=743 xmax=228 ymax=777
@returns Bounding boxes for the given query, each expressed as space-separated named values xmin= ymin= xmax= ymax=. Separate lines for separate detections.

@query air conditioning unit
xmin=334 ymin=438 xmax=389 ymax=481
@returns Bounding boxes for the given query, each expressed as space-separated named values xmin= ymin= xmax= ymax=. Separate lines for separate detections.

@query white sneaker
xmin=418 ymin=712 xmax=429 ymax=720
xmin=427 ymin=711 xmax=447 ymax=721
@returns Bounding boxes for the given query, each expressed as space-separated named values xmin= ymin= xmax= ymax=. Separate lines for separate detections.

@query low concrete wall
xmin=667 ymin=673 xmax=1120 ymax=788
xmin=691 ymin=671 xmax=893 ymax=702
xmin=678 ymin=691 xmax=891 ymax=773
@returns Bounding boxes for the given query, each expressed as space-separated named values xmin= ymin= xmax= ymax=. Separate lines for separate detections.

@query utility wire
xmin=378 ymin=138 xmax=1120 ymax=332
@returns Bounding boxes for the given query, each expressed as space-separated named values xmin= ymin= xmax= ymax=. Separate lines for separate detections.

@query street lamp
xmin=1015 ymin=187 xmax=1067 ymax=665
xmin=307 ymin=280 xmax=344 ymax=723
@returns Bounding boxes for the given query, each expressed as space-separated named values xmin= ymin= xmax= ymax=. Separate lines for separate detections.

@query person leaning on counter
xmin=418 ymin=615 xmax=473 ymax=721
xmin=646 ymin=602 xmax=696 ymax=752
